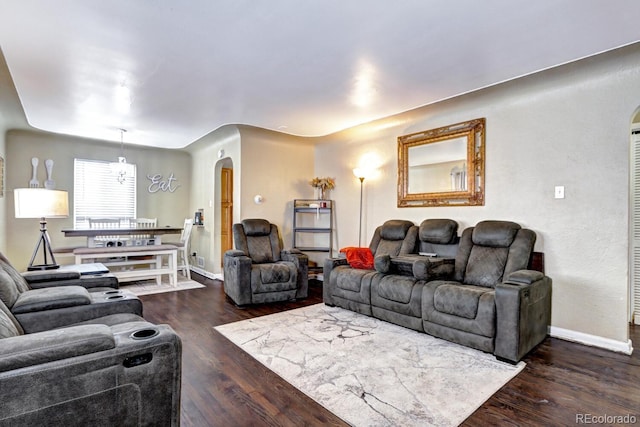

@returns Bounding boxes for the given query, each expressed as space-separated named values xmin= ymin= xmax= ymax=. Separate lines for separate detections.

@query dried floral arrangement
xmin=309 ymin=177 xmax=336 ymax=190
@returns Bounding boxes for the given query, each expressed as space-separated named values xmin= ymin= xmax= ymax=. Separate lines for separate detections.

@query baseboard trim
xmin=190 ymin=266 xmax=223 ymax=281
xmin=550 ymin=326 xmax=634 ymax=355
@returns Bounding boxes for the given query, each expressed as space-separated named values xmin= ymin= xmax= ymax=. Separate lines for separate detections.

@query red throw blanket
xmin=340 ymin=246 xmax=374 ymax=270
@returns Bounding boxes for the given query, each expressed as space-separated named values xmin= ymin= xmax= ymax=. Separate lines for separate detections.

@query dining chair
xmin=88 ymin=218 xmax=123 ymax=243
xmin=88 ymin=218 xmax=123 ymax=228
xmin=128 ymin=218 xmax=158 ymax=228
xmin=164 ymin=219 xmax=194 ymax=279
xmin=128 ymin=218 xmax=158 ymax=240
xmin=178 ymin=219 xmax=194 ymax=279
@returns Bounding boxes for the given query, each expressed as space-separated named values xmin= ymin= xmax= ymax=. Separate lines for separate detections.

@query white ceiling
xmin=1 ymin=1 xmax=640 ymax=149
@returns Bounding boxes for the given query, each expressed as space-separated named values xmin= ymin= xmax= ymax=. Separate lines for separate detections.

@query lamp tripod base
xmin=27 ymin=218 xmax=60 ymax=271
xmin=27 ymin=264 xmax=60 ymax=271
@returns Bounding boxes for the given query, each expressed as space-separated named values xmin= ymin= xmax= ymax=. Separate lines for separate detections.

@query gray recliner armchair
xmin=223 ymin=219 xmax=308 ymax=306
xmin=0 ymin=252 xmax=142 ymax=333
xmin=0 ymin=297 xmax=181 ymax=426
xmin=421 ymin=220 xmax=552 ymax=363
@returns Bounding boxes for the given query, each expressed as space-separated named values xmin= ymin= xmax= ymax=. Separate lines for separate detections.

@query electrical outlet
xmin=554 ymin=186 xmax=565 ymax=199
xmin=197 ymin=256 xmax=205 ymax=268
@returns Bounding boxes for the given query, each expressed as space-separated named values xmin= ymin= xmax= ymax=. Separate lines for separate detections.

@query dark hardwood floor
xmin=139 ymin=275 xmax=640 ymax=426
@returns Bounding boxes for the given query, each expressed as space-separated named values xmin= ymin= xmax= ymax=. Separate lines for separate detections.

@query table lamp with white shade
xmin=14 ymin=188 xmax=69 ymax=270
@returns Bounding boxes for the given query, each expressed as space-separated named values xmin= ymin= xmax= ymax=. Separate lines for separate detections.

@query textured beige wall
xmin=0 ymin=47 xmax=28 ymax=254
xmin=238 ymin=126 xmax=316 ymax=263
xmin=0 ymin=123 xmax=5 ymax=254
xmin=184 ymin=124 xmax=242 ymax=273
xmin=185 ymin=125 xmax=314 ymax=273
xmin=312 ymin=44 xmax=640 ymax=345
xmin=5 ymin=129 xmax=191 ymax=271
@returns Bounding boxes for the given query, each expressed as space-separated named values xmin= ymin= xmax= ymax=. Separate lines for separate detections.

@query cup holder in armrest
xmin=106 ymin=294 xmax=125 ymax=300
xmin=130 ymin=328 xmax=160 ymax=340
xmin=104 ymin=290 xmax=121 ymax=295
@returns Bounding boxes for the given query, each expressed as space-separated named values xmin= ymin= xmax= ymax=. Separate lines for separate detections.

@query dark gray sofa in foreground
xmin=0 ymin=300 xmax=182 ymax=426
xmin=324 ymin=219 xmax=552 ymax=363
xmin=0 ymin=253 xmax=182 ymax=425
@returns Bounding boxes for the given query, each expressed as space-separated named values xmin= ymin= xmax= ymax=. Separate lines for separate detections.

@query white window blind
xmin=74 ymin=159 xmax=136 ymax=229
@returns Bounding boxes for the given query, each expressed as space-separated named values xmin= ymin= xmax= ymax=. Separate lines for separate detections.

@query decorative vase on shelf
xmin=310 ymin=177 xmax=335 ymax=201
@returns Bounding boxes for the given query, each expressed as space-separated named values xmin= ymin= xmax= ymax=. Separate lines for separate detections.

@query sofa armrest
xmin=0 ymin=324 xmax=114 ymax=372
xmin=504 ymin=269 xmax=544 ymax=285
xmin=281 ymin=249 xmax=308 ymax=265
xmin=282 ymin=248 xmax=303 ymax=255
xmin=411 ymin=257 xmax=454 ymax=280
xmin=374 ymin=255 xmax=392 ymax=273
xmin=281 ymin=250 xmax=309 ymax=299
xmin=322 ymin=257 xmax=349 ymax=305
xmin=324 ymin=257 xmax=348 ymax=270
xmin=12 ymin=286 xmax=91 ymax=314
xmin=494 ymin=271 xmax=552 ymax=363
xmin=223 ymin=251 xmax=253 ymax=305
xmin=23 ymin=270 xmax=119 ymax=290
xmin=22 ymin=270 xmax=81 ymax=283
xmin=224 ymin=249 xmax=246 ymax=258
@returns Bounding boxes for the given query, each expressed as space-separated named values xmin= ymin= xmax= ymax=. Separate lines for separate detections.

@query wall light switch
xmin=554 ymin=186 xmax=565 ymax=199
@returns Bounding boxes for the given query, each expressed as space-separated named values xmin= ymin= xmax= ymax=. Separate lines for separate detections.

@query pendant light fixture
xmin=111 ymin=128 xmax=135 ymax=184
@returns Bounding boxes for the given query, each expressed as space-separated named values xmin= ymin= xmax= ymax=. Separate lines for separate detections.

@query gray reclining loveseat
xmin=324 ymin=219 xmax=552 ymax=363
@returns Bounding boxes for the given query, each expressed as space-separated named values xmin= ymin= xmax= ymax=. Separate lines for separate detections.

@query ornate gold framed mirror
xmin=397 ymin=118 xmax=485 ymax=207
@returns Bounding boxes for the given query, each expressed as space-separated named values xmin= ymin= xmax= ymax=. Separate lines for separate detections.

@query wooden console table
xmin=62 ymin=227 xmax=182 ymax=246
xmin=73 ymin=244 xmax=178 ymax=286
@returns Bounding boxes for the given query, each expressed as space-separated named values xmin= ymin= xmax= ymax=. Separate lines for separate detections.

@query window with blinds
xmin=74 ymin=159 xmax=136 ymax=229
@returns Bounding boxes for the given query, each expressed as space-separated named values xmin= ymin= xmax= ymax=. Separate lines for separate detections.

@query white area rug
xmin=119 ymin=274 xmax=204 ymax=296
xmin=215 ymin=303 xmax=525 ymax=427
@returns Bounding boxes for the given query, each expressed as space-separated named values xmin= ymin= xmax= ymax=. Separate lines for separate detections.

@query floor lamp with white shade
xmin=14 ymin=188 xmax=69 ymax=270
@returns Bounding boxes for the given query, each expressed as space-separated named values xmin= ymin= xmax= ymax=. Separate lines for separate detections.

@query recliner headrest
xmin=419 ymin=219 xmax=458 ymax=244
xmin=379 ymin=220 xmax=415 ymax=240
xmin=472 ymin=220 xmax=521 ymax=247
xmin=241 ymin=219 xmax=272 ymax=236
